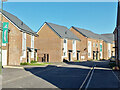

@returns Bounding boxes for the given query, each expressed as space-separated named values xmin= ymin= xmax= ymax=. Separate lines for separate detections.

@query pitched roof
xmin=0 ymin=9 xmax=38 ymax=36
xmin=72 ymin=26 xmax=113 ymax=44
xmin=72 ymin=26 xmax=100 ymax=40
xmin=45 ymin=22 xmax=80 ymax=40
xmin=101 ymin=33 xmax=114 ymax=41
xmin=99 ymin=34 xmax=113 ymax=44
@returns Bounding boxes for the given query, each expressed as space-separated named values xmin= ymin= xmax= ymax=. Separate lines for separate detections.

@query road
xmin=2 ymin=60 xmax=120 ymax=89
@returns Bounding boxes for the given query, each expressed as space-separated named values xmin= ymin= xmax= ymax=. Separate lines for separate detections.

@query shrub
xmin=31 ymin=60 xmax=37 ymax=63
xmin=20 ymin=62 xmax=28 ymax=65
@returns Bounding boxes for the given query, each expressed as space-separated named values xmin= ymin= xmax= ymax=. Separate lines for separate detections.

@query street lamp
xmin=0 ymin=0 xmax=7 ymax=71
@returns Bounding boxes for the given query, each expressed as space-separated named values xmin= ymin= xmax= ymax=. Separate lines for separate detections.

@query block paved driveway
xmin=2 ymin=60 xmax=120 ymax=89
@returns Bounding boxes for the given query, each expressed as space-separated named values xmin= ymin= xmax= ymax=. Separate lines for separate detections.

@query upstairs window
xmin=73 ymin=40 xmax=76 ymax=57
xmin=63 ymin=39 xmax=67 ymax=57
xmin=31 ymin=35 xmax=34 ymax=58
xmin=22 ymin=32 xmax=26 ymax=58
xmin=93 ymin=43 xmax=95 ymax=47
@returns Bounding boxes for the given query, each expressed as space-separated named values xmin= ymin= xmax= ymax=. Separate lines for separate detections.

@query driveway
xmin=2 ymin=60 xmax=120 ymax=89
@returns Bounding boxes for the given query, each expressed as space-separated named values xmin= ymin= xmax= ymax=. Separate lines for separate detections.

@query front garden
xmin=20 ymin=61 xmax=52 ymax=66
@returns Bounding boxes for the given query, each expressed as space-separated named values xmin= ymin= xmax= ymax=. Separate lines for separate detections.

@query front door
xmin=47 ymin=54 xmax=49 ymax=62
xmin=96 ymin=52 xmax=98 ymax=60
xmin=93 ymin=51 xmax=95 ymax=60
xmin=27 ymin=51 xmax=29 ymax=63
xmin=69 ymin=53 xmax=71 ymax=61
xmin=77 ymin=53 xmax=79 ymax=60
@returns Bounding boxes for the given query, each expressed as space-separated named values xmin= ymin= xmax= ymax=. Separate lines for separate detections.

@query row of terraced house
xmin=0 ymin=10 xmax=115 ymax=66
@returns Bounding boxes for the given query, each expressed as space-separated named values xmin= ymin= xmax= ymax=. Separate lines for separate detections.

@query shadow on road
xmin=24 ymin=60 xmax=114 ymax=89
xmin=65 ymin=60 xmax=110 ymax=68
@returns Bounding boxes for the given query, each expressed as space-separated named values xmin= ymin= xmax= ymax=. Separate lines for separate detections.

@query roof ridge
xmin=1 ymin=9 xmax=38 ymax=36
xmin=46 ymin=22 xmax=68 ymax=29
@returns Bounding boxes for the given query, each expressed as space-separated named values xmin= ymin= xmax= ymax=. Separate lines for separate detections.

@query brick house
xmin=70 ymin=26 xmax=114 ymax=60
xmin=101 ymin=34 xmax=115 ymax=59
xmin=114 ymin=0 xmax=120 ymax=67
xmin=0 ymin=10 xmax=38 ymax=65
xmin=35 ymin=22 xmax=80 ymax=62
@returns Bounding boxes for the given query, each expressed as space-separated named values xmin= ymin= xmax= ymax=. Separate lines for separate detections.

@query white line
xmin=79 ymin=64 xmax=95 ymax=89
xmin=85 ymin=65 xmax=96 ymax=90
xmin=112 ymin=70 xmax=120 ymax=82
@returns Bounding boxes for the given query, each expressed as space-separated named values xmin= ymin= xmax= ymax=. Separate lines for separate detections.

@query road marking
xmin=112 ymin=70 xmax=120 ymax=82
xmin=79 ymin=64 xmax=95 ymax=89
xmin=85 ymin=65 xmax=96 ymax=90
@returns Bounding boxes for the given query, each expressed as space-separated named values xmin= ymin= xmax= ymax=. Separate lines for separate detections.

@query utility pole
xmin=0 ymin=0 xmax=7 ymax=71
xmin=0 ymin=0 xmax=3 ymax=71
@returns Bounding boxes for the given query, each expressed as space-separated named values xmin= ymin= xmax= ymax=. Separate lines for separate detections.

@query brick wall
xmin=35 ymin=23 xmax=62 ymax=62
xmin=70 ymin=27 xmax=88 ymax=60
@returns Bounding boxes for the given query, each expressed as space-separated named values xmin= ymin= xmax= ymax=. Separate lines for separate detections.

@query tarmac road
xmin=2 ymin=60 xmax=120 ymax=89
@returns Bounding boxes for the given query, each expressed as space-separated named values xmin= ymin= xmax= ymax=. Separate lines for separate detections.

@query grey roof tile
xmin=0 ymin=9 xmax=38 ymax=36
xmin=72 ymin=26 xmax=100 ymax=40
xmin=72 ymin=26 xmax=113 ymax=44
xmin=101 ymin=34 xmax=114 ymax=41
xmin=45 ymin=22 xmax=80 ymax=41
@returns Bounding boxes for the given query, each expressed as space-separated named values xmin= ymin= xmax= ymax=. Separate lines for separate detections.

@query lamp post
xmin=0 ymin=0 xmax=7 ymax=71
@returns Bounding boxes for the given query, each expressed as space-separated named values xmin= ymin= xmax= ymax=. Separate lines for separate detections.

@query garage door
xmin=2 ymin=50 xmax=7 ymax=66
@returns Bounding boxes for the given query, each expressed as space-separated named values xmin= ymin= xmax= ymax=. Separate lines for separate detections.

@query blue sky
xmin=7 ymin=0 xmax=118 ymax=2
xmin=1 ymin=2 xmax=118 ymax=34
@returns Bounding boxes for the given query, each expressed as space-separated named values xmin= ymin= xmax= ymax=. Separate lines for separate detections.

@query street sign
xmin=2 ymin=22 xmax=9 ymax=44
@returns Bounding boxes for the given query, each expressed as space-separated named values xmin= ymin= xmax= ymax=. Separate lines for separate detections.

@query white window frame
xmin=93 ymin=43 xmax=95 ymax=47
xmin=63 ymin=39 xmax=67 ymax=57
xmin=22 ymin=32 xmax=26 ymax=58
xmin=31 ymin=35 xmax=34 ymax=58
xmin=108 ymin=43 xmax=111 ymax=58
xmin=100 ymin=43 xmax=102 ymax=59
xmin=88 ymin=41 xmax=92 ymax=58
xmin=73 ymin=40 xmax=76 ymax=57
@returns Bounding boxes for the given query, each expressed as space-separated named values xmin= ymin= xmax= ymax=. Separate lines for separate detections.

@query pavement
xmin=0 ymin=75 xmax=2 ymax=90
xmin=1 ymin=60 xmax=120 ymax=89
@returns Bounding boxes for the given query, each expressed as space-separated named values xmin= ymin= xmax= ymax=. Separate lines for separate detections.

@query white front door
xmin=2 ymin=50 xmax=7 ymax=66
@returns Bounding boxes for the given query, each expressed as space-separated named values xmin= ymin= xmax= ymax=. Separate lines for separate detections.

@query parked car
xmin=109 ymin=56 xmax=116 ymax=62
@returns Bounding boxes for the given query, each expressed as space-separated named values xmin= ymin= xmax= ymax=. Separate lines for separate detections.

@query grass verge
xmin=20 ymin=62 xmax=52 ymax=66
xmin=73 ymin=60 xmax=81 ymax=62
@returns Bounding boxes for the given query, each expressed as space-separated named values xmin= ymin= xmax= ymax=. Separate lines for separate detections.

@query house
xmin=100 ymin=34 xmax=115 ymax=58
xmin=0 ymin=10 xmax=38 ymax=65
xmin=35 ymin=22 xmax=80 ymax=62
xmin=70 ymin=26 xmax=114 ymax=60
xmin=114 ymin=0 xmax=120 ymax=67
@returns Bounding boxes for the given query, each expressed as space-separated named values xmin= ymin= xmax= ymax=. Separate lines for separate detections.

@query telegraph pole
xmin=0 ymin=0 xmax=3 ymax=71
xmin=0 ymin=0 xmax=7 ymax=71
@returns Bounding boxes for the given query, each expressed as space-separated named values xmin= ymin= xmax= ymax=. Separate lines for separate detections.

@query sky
xmin=0 ymin=2 xmax=118 ymax=34
xmin=6 ymin=0 xmax=118 ymax=2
